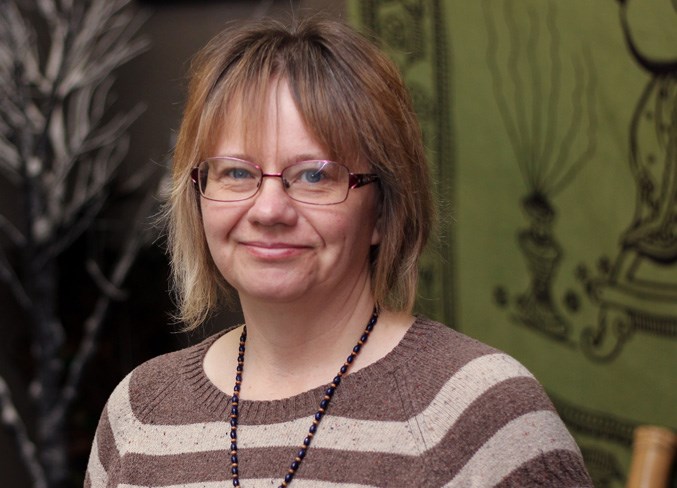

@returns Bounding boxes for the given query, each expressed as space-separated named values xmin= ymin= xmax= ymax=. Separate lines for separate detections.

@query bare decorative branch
xmin=0 ymin=1 xmax=155 ymax=486
xmin=0 ymin=377 xmax=47 ymax=488
xmin=57 ymin=178 xmax=168 ymax=421
xmin=0 ymin=250 xmax=32 ymax=310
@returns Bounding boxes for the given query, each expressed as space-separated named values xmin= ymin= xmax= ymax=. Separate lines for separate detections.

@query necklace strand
xmin=229 ymin=308 xmax=379 ymax=487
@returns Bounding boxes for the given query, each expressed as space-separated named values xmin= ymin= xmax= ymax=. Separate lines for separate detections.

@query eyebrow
xmin=216 ymin=153 xmax=333 ymax=165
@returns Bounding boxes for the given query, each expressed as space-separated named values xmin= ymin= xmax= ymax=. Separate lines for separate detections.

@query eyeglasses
xmin=191 ymin=157 xmax=379 ymax=205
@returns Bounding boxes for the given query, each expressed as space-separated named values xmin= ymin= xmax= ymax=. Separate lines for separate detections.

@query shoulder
xmin=86 ymin=332 xmax=228 ymax=485
xmin=406 ymin=318 xmax=591 ymax=486
xmin=106 ymin=331 xmax=223 ymax=423
xmin=406 ymin=316 xmax=552 ymax=410
xmin=406 ymin=316 xmax=534 ymax=382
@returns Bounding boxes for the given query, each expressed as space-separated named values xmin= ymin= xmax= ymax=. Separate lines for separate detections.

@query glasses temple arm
xmin=348 ymin=173 xmax=379 ymax=189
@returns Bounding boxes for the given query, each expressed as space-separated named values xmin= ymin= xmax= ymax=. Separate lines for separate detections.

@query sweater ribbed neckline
xmin=181 ymin=316 xmax=435 ymax=422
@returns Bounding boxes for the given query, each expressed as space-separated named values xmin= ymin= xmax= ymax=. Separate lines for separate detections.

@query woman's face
xmin=200 ymin=79 xmax=381 ymax=307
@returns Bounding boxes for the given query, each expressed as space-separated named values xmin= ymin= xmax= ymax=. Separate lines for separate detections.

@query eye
xmin=298 ymin=168 xmax=325 ymax=184
xmin=226 ymin=167 xmax=256 ymax=180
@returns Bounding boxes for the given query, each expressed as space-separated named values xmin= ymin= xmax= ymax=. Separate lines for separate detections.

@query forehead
xmin=200 ymin=74 xmax=366 ymax=170
xmin=208 ymin=80 xmax=331 ymax=162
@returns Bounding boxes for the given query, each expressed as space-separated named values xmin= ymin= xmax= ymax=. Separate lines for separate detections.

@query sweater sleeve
xmin=402 ymin=323 xmax=592 ymax=487
xmin=85 ymin=371 xmax=137 ymax=488
xmin=428 ymin=354 xmax=593 ymax=487
xmin=85 ymin=392 xmax=121 ymax=488
xmin=84 ymin=417 xmax=110 ymax=488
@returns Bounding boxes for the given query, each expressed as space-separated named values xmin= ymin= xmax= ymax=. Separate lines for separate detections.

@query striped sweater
xmin=86 ymin=317 xmax=592 ymax=487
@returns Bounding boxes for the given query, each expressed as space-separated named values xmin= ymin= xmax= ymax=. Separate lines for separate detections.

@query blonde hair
xmin=166 ymin=18 xmax=434 ymax=329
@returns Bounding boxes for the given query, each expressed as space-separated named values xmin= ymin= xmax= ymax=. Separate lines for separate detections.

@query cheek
xmin=200 ymin=203 xmax=240 ymax=244
xmin=325 ymin=210 xmax=378 ymax=252
xmin=200 ymin=207 xmax=219 ymax=242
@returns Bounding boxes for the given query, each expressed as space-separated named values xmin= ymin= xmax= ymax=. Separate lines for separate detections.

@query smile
xmin=240 ymin=241 xmax=311 ymax=259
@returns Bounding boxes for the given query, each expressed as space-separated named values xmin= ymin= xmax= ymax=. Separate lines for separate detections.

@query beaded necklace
xmin=229 ymin=308 xmax=379 ymax=487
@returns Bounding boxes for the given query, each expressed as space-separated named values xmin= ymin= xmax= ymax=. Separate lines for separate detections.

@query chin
xmin=230 ymin=274 xmax=315 ymax=303
xmin=238 ymin=287 xmax=310 ymax=304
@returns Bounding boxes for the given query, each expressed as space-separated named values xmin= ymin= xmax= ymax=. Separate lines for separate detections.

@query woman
xmin=86 ymin=18 xmax=592 ymax=487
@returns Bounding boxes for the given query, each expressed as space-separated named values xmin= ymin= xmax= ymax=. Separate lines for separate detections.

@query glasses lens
xmin=198 ymin=158 xmax=261 ymax=202
xmin=283 ymin=161 xmax=349 ymax=204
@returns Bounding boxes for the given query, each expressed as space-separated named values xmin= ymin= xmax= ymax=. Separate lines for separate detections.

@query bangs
xmin=284 ymin=46 xmax=365 ymax=167
xmin=197 ymin=32 xmax=365 ymax=168
xmin=197 ymin=60 xmax=275 ymax=160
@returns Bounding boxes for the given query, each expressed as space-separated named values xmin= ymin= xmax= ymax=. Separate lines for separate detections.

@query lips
xmin=240 ymin=241 xmax=311 ymax=259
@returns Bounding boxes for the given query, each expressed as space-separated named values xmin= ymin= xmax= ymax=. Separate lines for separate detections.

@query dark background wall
xmin=0 ymin=1 xmax=344 ymax=486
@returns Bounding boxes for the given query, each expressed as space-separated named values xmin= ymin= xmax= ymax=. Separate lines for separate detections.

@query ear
xmin=371 ymin=202 xmax=383 ymax=246
xmin=371 ymin=224 xmax=382 ymax=246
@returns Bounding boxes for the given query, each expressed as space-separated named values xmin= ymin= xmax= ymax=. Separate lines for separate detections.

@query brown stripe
xmin=119 ymin=450 xmax=229 ymax=486
xmin=115 ymin=446 xmax=427 ymax=486
xmin=96 ymin=406 xmax=121 ymax=475
xmin=427 ymin=376 xmax=556 ymax=477
xmin=238 ymin=325 xmax=501 ymax=425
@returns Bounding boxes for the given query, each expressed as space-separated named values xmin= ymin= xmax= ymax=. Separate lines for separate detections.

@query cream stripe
xmin=120 ymin=480 xmax=378 ymax=488
xmin=85 ymin=432 xmax=108 ymax=488
xmin=446 ymin=410 xmax=582 ymax=487
xmin=109 ymin=353 xmax=532 ymax=456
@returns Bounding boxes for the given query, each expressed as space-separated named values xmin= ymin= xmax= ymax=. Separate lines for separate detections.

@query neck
xmin=237 ymin=285 xmax=376 ymax=384
xmin=203 ymin=276 xmax=414 ymax=401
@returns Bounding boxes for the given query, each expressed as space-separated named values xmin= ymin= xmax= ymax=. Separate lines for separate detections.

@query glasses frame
xmin=191 ymin=157 xmax=379 ymax=205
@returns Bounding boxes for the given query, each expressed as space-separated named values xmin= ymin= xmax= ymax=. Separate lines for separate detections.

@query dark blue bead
xmin=353 ymin=344 xmax=361 ymax=354
xmin=237 ymin=355 xmax=244 ymax=362
xmin=232 ymin=395 xmax=239 ymax=403
xmin=234 ymin=384 xmax=240 ymax=392
xmin=298 ymin=448 xmax=306 ymax=458
xmin=309 ymin=424 xmax=317 ymax=434
xmin=340 ymin=365 xmax=348 ymax=374
xmin=231 ymin=467 xmax=238 ymax=475
xmin=303 ymin=436 xmax=311 ymax=446
xmin=291 ymin=460 xmax=300 ymax=470
xmin=231 ymin=442 xmax=237 ymax=451
xmin=239 ymin=344 xmax=245 ymax=352
xmin=346 ymin=355 xmax=354 ymax=364
xmin=315 ymin=412 xmax=323 ymax=421
xmin=367 ymin=323 xmax=374 ymax=331
xmin=231 ymin=406 xmax=238 ymax=415
xmin=231 ymin=455 xmax=237 ymax=463
xmin=230 ymin=431 xmax=237 ymax=439
xmin=230 ymin=418 xmax=237 ymax=426
xmin=285 ymin=473 xmax=294 ymax=483
xmin=235 ymin=374 xmax=242 ymax=382
xmin=325 ymin=387 xmax=335 ymax=396
xmin=361 ymin=333 xmax=369 ymax=342
xmin=333 ymin=376 xmax=341 ymax=385
xmin=233 ymin=480 xmax=239 ymax=486
xmin=236 ymin=364 xmax=243 ymax=372
xmin=320 ymin=399 xmax=328 ymax=409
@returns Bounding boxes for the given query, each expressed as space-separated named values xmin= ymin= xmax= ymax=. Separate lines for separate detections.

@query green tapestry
xmin=348 ymin=2 xmax=677 ymax=487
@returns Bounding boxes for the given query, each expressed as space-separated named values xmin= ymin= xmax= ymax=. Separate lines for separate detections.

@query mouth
xmin=240 ymin=241 xmax=311 ymax=259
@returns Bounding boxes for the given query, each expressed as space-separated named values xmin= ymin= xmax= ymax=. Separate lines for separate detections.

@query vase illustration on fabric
xmin=515 ymin=192 xmax=570 ymax=339
xmin=484 ymin=0 xmax=597 ymax=342
xmin=579 ymin=0 xmax=677 ymax=362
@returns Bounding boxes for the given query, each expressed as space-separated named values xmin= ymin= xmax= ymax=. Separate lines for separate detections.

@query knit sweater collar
xmin=181 ymin=316 xmax=434 ymax=422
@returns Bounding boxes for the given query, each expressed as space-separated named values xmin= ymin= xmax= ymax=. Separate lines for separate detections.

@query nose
xmin=247 ymin=175 xmax=298 ymax=227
